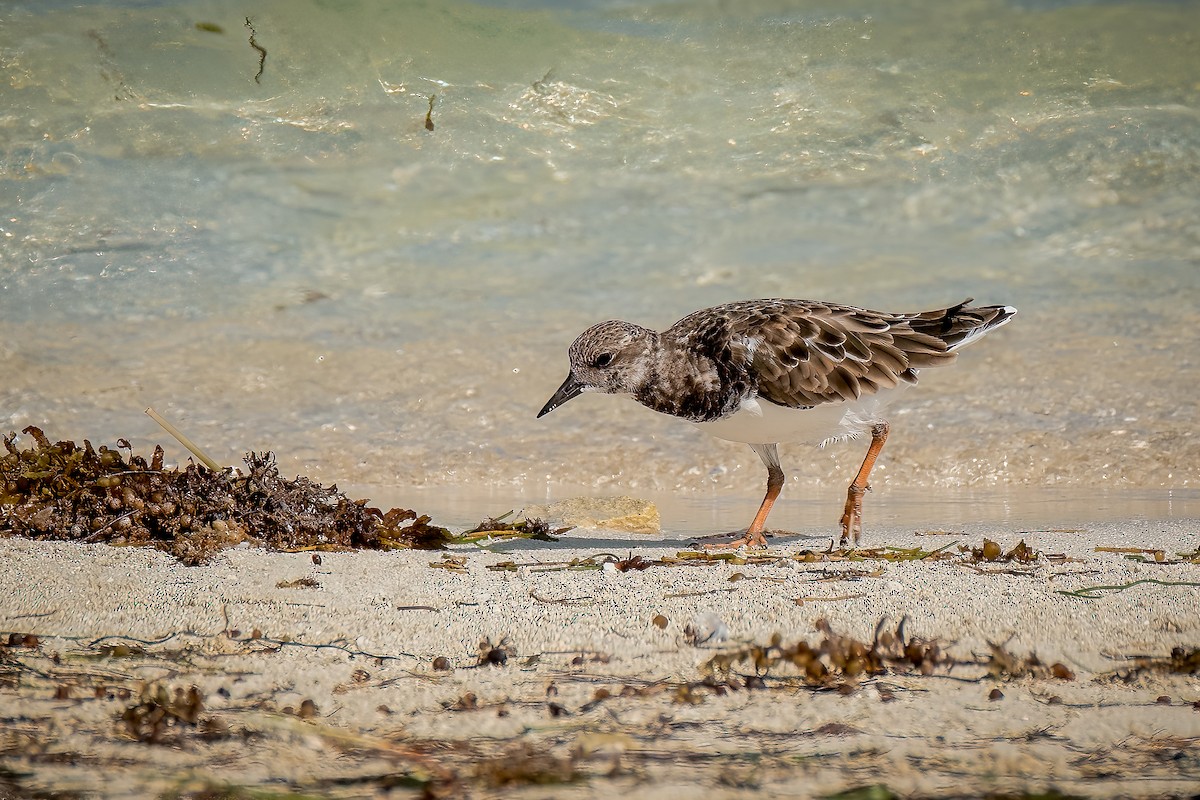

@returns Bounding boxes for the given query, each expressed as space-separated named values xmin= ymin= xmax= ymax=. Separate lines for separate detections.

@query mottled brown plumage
xmin=539 ymin=298 xmax=1015 ymax=548
xmin=664 ymin=298 xmax=1011 ymax=412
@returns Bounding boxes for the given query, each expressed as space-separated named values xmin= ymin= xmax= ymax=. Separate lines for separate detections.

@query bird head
xmin=537 ymin=320 xmax=656 ymax=418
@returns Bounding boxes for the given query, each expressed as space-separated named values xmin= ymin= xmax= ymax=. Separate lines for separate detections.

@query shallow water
xmin=2 ymin=0 xmax=1198 ymax=529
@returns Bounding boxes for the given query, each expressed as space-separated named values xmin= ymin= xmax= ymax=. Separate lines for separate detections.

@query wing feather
xmin=664 ymin=298 xmax=1015 ymax=411
xmin=714 ymin=299 xmax=1010 ymax=408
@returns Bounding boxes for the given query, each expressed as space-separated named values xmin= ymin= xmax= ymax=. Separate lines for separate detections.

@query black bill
xmin=537 ymin=372 xmax=584 ymax=418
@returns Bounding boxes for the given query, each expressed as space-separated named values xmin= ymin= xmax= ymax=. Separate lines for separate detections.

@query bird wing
xmin=723 ymin=300 xmax=968 ymax=408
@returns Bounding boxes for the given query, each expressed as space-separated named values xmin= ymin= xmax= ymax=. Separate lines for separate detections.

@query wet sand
xmin=2 ymin=518 xmax=1197 ymax=798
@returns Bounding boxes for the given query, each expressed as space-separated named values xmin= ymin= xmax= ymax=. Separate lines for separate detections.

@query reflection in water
xmin=1 ymin=0 xmax=1197 ymax=525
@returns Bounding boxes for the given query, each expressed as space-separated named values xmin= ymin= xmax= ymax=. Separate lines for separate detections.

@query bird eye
xmin=592 ymin=353 xmax=613 ymax=368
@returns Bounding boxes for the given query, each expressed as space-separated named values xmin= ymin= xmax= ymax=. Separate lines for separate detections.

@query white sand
xmin=2 ymin=518 xmax=1198 ymax=798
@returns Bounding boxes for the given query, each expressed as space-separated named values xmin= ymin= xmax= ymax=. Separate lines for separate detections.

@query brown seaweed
xmin=702 ymin=618 xmax=1073 ymax=693
xmin=0 ymin=427 xmax=450 ymax=564
xmin=457 ymin=510 xmax=572 ymax=543
xmin=1103 ymin=646 xmax=1200 ymax=681
xmin=244 ymin=17 xmax=266 ymax=83
xmin=964 ymin=537 xmax=1039 ymax=563
xmin=121 ymin=684 xmax=207 ymax=744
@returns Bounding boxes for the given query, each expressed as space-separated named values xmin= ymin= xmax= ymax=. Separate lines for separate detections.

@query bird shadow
xmin=475 ymin=529 xmax=833 ymax=553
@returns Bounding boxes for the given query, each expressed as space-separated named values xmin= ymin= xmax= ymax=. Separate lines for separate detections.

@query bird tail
xmin=909 ymin=298 xmax=1017 ymax=352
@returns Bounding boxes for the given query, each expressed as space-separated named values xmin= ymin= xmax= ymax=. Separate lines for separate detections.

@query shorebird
xmin=537 ymin=298 xmax=1016 ymax=548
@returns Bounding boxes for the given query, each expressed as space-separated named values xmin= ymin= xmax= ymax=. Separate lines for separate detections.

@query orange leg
xmin=839 ymin=422 xmax=889 ymax=548
xmin=705 ymin=444 xmax=781 ymax=550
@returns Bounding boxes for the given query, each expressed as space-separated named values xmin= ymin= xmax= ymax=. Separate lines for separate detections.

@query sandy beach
xmin=3 ymin=515 xmax=1198 ymax=798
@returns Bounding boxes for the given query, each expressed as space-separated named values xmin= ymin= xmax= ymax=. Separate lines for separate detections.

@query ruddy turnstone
xmin=538 ymin=298 xmax=1016 ymax=548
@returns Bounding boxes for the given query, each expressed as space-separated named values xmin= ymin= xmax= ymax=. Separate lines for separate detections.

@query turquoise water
xmin=2 ymin=0 xmax=1198 ymax=528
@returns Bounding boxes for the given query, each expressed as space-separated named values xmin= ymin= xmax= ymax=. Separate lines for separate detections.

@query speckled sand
xmin=2 ymin=518 xmax=1198 ymax=798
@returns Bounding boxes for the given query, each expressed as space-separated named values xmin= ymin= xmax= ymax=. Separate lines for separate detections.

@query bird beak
xmin=537 ymin=372 xmax=584 ymax=418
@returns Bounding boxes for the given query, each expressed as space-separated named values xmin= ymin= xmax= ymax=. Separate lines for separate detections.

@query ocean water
xmin=2 ymin=0 xmax=1198 ymax=532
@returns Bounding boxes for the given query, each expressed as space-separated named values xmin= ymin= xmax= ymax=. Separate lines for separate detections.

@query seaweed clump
xmin=703 ymin=618 xmax=951 ymax=690
xmin=122 ymin=684 xmax=207 ymax=744
xmin=1 ymin=427 xmax=450 ymax=564
xmin=702 ymin=618 xmax=1075 ymax=693
xmin=1104 ymin=646 xmax=1200 ymax=682
xmin=458 ymin=510 xmax=572 ymax=543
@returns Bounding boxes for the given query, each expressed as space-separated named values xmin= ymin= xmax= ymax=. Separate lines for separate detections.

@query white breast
xmin=693 ymin=388 xmax=904 ymax=446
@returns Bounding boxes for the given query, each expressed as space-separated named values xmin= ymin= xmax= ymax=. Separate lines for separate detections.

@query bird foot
xmin=839 ymin=483 xmax=869 ymax=548
xmin=838 ymin=519 xmax=860 ymax=549
xmin=837 ymin=512 xmax=859 ymax=548
xmin=701 ymin=530 xmax=770 ymax=550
